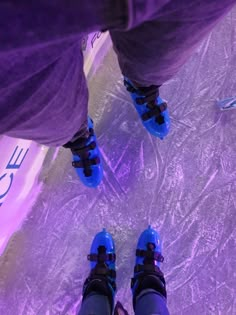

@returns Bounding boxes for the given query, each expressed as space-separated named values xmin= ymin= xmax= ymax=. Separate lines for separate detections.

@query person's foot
xmin=131 ymin=226 xmax=167 ymax=308
xmin=64 ymin=117 xmax=103 ymax=188
xmin=83 ymin=228 xmax=117 ymax=312
xmin=124 ymin=78 xmax=170 ymax=139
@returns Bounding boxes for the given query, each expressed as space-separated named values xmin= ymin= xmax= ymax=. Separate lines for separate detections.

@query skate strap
xmin=71 ymin=138 xmax=99 ymax=176
xmin=124 ymin=81 xmax=137 ymax=93
xmin=72 ymin=141 xmax=96 ymax=154
xmin=72 ymin=157 xmax=100 ymax=168
xmin=91 ymin=265 xmax=116 ymax=279
xmin=124 ymin=80 xmax=160 ymax=98
xmin=141 ymin=103 xmax=167 ymax=123
xmin=134 ymin=264 xmax=164 ymax=276
xmin=124 ymin=79 xmax=166 ymax=125
xmin=136 ymin=90 xmax=159 ymax=105
xmin=64 ymin=127 xmax=95 ymax=150
xmin=88 ymin=252 xmax=116 ymax=263
xmin=136 ymin=249 xmax=164 ymax=262
xmin=72 ymin=156 xmax=100 ymax=176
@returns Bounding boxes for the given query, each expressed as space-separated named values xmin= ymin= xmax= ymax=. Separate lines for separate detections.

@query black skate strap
xmin=88 ymin=245 xmax=116 ymax=262
xmin=136 ymin=89 xmax=159 ymax=105
xmin=71 ymin=140 xmax=99 ymax=176
xmin=90 ymin=265 xmax=116 ymax=279
xmin=72 ymin=141 xmax=96 ymax=154
xmin=88 ymin=252 xmax=116 ymax=263
xmin=141 ymin=103 xmax=167 ymax=122
xmin=72 ymin=157 xmax=100 ymax=168
xmin=124 ymin=81 xmax=136 ymax=93
xmin=134 ymin=264 xmax=164 ymax=276
xmin=124 ymin=79 xmax=160 ymax=98
xmin=136 ymin=249 xmax=164 ymax=262
xmin=124 ymin=79 xmax=167 ymax=125
xmin=72 ymin=157 xmax=100 ymax=177
xmin=64 ymin=126 xmax=99 ymax=177
xmin=63 ymin=127 xmax=94 ymax=150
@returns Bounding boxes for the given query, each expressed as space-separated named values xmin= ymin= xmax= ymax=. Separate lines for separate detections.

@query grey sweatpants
xmin=78 ymin=290 xmax=170 ymax=315
xmin=0 ymin=1 xmax=235 ymax=146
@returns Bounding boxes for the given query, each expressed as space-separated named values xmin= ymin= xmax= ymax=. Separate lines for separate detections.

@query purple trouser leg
xmin=0 ymin=40 xmax=90 ymax=147
xmin=0 ymin=1 xmax=127 ymax=147
xmin=110 ymin=0 xmax=236 ymax=86
xmin=0 ymin=1 xmax=235 ymax=146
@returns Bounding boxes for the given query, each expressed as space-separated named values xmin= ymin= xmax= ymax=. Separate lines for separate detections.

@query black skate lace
xmin=88 ymin=245 xmax=116 ymax=264
xmin=124 ymin=80 xmax=167 ymax=125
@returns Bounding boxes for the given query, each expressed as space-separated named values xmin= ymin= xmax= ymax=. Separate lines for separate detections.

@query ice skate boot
xmin=63 ymin=117 xmax=103 ymax=188
xmin=83 ymin=228 xmax=116 ymax=312
xmin=124 ymin=78 xmax=170 ymax=139
xmin=131 ymin=226 xmax=167 ymax=308
xmin=217 ymin=96 xmax=236 ymax=111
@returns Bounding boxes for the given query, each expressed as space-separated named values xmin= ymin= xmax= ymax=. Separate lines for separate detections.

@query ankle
xmin=132 ymin=273 xmax=167 ymax=309
xmin=83 ymin=276 xmax=115 ymax=311
xmin=131 ymin=79 xmax=161 ymax=89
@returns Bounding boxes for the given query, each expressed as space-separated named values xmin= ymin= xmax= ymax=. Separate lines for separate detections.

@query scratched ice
xmin=0 ymin=9 xmax=236 ymax=315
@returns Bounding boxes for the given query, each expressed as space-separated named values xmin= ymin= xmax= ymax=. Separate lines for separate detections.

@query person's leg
xmin=135 ymin=289 xmax=169 ymax=315
xmin=131 ymin=226 xmax=170 ymax=315
xmin=78 ymin=293 xmax=111 ymax=315
xmin=110 ymin=0 xmax=235 ymax=140
xmin=110 ymin=0 xmax=236 ymax=86
xmin=1 ymin=1 xmax=129 ymax=187
xmin=77 ymin=229 xmax=116 ymax=315
xmin=3 ymin=41 xmax=89 ymax=147
xmin=64 ymin=117 xmax=104 ymax=188
xmin=1 ymin=1 xmax=129 ymax=147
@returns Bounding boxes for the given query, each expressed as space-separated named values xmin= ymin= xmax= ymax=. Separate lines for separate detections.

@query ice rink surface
xmin=0 ymin=9 xmax=236 ymax=315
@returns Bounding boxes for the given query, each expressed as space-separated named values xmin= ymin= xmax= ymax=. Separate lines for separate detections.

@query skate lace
xmin=124 ymin=80 xmax=167 ymax=124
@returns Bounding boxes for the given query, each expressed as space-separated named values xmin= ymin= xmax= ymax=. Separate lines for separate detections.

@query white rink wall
xmin=0 ymin=32 xmax=111 ymax=255
xmin=0 ymin=139 xmax=47 ymax=255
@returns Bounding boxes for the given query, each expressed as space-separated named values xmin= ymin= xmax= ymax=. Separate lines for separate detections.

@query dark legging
xmin=78 ymin=289 xmax=170 ymax=315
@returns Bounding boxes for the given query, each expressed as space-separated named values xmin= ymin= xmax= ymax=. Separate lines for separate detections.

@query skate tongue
xmin=114 ymin=301 xmax=129 ymax=315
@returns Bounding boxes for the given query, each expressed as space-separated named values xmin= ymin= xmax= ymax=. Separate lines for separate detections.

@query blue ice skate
xmin=64 ymin=117 xmax=103 ymax=188
xmin=217 ymin=96 xmax=236 ymax=111
xmin=83 ymin=228 xmax=116 ymax=312
xmin=131 ymin=226 xmax=167 ymax=308
xmin=124 ymin=78 xmax=170 ymax=139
